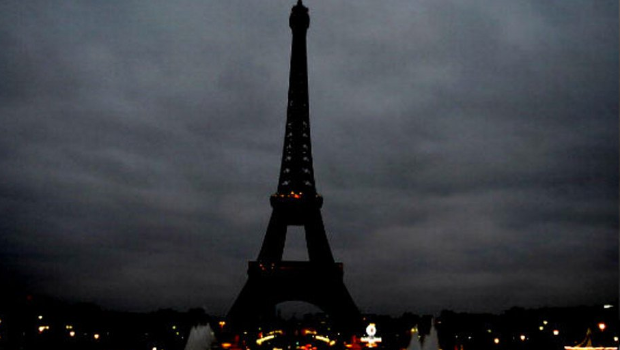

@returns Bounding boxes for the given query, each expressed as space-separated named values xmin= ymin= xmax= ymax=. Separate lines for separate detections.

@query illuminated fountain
xmin=406 ymin=327 xmax=422 ymax=350
xmin=406 ymin=321 xmax=439 ymax=350
xmin=184 ymin=323 xmax=216 ymax=350
xmin=422 ymin=321 xmax=439 ymax=350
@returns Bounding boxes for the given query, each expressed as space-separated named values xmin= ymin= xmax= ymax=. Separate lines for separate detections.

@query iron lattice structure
xmin=227 ymin=0 xmax=361 ymax=333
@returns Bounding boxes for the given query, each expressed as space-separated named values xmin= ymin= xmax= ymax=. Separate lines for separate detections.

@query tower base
xmin=227 ymin=261 xmax=361 ymax=334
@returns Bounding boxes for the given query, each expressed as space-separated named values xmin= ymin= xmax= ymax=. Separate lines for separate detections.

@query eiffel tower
xmin=227 ymin=0 xmax=361 ymax=332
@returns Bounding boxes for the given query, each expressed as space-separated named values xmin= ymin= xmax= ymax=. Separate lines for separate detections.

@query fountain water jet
xmin=184 ymin=323 xmax=215 ymax=350
xmin=422 ymin=320 xmax=439 ymax=350
xmin=407 ymin=327 xmax=422 ymax=350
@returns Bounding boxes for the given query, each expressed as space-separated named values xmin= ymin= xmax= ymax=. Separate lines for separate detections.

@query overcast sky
xmin=1 ymin=0 xmax=617 ymax=316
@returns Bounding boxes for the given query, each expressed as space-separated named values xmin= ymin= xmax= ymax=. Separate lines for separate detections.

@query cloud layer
xmin=1 ymin=0 xmax=617 ymax=315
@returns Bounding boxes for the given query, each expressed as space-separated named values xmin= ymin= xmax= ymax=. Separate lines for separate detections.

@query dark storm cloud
xmin=0 ymin=0 xmax=617 ymax=315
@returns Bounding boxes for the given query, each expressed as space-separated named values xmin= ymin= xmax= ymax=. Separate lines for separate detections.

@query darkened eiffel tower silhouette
xmin=227 ymin=0 xmax=361 ymax=332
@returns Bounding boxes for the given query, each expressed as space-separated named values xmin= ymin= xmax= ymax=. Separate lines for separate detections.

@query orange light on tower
xmin=599 ymin=323 xmax=607 ymax=331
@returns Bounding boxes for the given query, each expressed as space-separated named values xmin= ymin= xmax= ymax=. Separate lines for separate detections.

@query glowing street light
xmin=494 ymin=338 xmax=500 ymax=344
xmin=599 ymin=323 xmax=607 ymax=331
xmin=553 ymin=330 xmax=560 ymax=336
xmin=520 ymin=335 xmax=526 ymax=341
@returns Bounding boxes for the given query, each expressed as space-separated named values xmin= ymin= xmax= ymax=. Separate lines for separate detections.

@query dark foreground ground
xmin=0 ymin=293 xmax=617 ymax=350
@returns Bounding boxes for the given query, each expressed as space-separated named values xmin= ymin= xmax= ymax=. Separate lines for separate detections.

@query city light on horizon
xmin=0 ymin=301 xmax=617 ymax=350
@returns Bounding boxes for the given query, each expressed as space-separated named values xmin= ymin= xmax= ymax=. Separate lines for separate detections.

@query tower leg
xmin=257 ymin=210 xmax=287 ymax=261
xmin=305 ymin=209 xmax=335 ymax=263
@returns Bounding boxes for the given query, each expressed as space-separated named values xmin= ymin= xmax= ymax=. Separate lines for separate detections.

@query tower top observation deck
xmin=290 ymin=0 xmax=309 ymax=31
